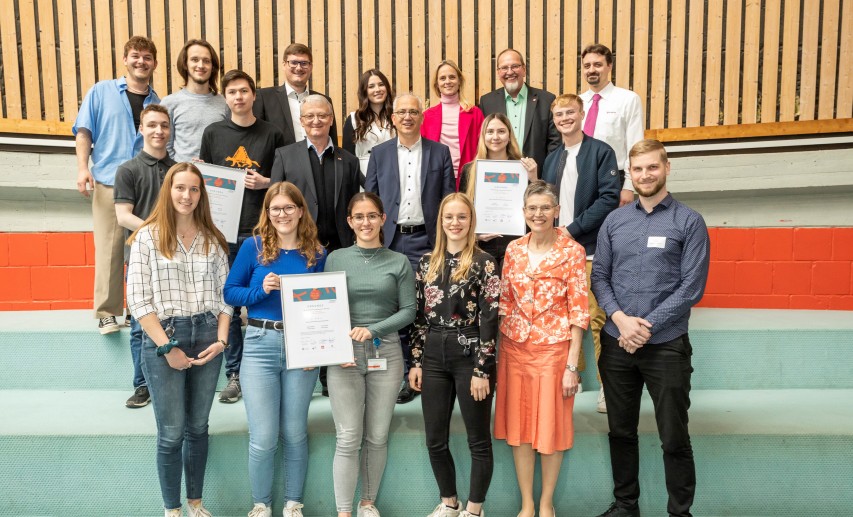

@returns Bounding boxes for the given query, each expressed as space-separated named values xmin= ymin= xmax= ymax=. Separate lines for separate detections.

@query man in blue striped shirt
xmin=591 ymin=139 xmax=710 ymax=517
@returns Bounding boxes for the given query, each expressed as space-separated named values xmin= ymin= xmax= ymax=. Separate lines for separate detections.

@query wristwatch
xmin=156 ymin=338 xmax=180 ymax=357
xmin=565 ymin=364 xmax=579 ymax=373
xmin=214 ymin=339 xmax=229 ymax=349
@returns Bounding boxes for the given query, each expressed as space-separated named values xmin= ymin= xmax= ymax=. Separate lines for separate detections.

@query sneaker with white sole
xmin=126 ymin=386 xmax=151 ymax=408
xmin=248 ymin=503 xmax=272 ymax=517
xmin=98 ymin=316 xmax=120 ymax=335
xmin=428 ymin=502 xmax=461 ymax=517
xmin=459 ymin=510 xmax=484 ymax=517
xmin=282 ymin=502 xmax=304 ymax=517
xmin=187 ymin=501 xmax=212 ymax=517
xmin=165 ymin=508 xmax=182 ymax=517
xmin=219 ymin=373 xmax=241 ymax=403
xmin=357 ymin=504 xmax=381 ymax=517
xmin=597 ymin=386 xmax=607 ymax=413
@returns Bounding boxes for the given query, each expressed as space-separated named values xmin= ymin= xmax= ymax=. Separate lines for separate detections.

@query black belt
xmin=398 ymin=224 xmax=426 ymax=234
xmin=247 ymin=318 xmax=284 ymax=330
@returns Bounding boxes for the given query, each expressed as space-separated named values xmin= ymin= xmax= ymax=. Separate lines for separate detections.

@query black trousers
xmin=421 ymin=328 xmax=495 ymax=503
xmin=599 ymin=331 xmax=696 ymax=517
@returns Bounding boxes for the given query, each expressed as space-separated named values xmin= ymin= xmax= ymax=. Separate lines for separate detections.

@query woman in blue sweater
xmin=224 ymin=181 xmax=326 ymax=517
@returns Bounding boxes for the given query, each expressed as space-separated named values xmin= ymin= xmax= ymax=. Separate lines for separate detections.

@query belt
xmin=397 ymin=224 xmax=426 ymax=234
xmin=247 ymin=318 xmax=284 ymax=330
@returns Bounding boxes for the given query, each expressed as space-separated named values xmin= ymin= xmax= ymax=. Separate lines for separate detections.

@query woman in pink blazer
xmin=421 ymin=60 xmax=485 ymax=190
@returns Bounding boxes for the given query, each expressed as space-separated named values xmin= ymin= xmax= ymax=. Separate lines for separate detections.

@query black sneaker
xmin=125 ymin=313 xmax=132 ymax=327
xmin=126 ymin=386 xmax=150 ymax=408
xmin=595 ymin=502 xmax=640 ymax=517
xmin=219 ymin=373 xmax=241 ymax=403
xmin=98 ymin=316 xmax=120 ymax=335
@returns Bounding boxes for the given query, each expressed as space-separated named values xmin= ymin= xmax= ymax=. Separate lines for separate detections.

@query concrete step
xmin=1 ymin=389 xmax=851 ymax=516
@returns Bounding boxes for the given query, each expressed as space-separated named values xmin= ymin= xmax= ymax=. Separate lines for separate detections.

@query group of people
xmin=74 ymin=34 xmax=710 ymax=517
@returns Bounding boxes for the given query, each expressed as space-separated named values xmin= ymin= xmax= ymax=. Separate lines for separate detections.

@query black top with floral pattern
xmin=413 ymin=249 xmax=501 ymax=378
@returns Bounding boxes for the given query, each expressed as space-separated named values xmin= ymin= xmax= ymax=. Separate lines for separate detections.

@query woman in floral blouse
xmin=409 ymin=192 xmax=501 ymax=517
xmin=495 ymin=180 xmax=590 ymax=517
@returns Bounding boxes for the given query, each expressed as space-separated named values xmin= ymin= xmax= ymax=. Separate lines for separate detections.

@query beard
xmin=633 ymin=177 xmax=666 ymax=198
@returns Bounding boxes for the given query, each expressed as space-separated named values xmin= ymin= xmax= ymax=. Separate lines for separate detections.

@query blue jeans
xmin=130 ymin=315 xmax=146 ymax=388
xmin=240 ymin=325 xmax=319 ymax=504
xmin=225 ymin=235 xmax=251 ymax=376
xmin=140 ymin=312 xmax=223 ymax=510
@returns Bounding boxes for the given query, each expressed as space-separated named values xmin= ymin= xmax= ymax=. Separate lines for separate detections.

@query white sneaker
xmin=187 ymin=501 xmax=212 ymax=517
xmin=597 ymin=386 xmax=607 ymax=413
xmin=165 ymin=509 xmax=182 ymax=517
xmin=459 ymin=510 xmax=484 ymax=517
xmin=357 ymin=504 xmax=381 ymax=517
xmin=282 ymin=502 xmax=304 ymax=517
xmin=428 ymin=502 xmax=461 ymax=517
xmin=248 ymin=503 xmax=272 ymax=517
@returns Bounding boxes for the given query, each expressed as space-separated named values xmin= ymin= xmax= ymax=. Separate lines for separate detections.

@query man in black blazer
xmin=253 ymin=42 xmax=338 ymax=145
xmin=479 ymin=48 xmax=561 ymax=171
xmin=364 ymin=93 xmax=455 ymax=270
xmin=270 ymin=95 xmax=361 ymax=253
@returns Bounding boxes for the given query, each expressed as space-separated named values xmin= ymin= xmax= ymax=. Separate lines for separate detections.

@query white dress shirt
xmin=396 ymin=138 xmax=424 ymax=225
xmin=285 ymin=82 xmax=308 ymax=141
xmin=580 ymin=82 xmax=644 ymax=191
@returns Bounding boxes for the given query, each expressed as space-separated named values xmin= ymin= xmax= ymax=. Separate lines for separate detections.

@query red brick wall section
xmin=0 ymin=229 xmax=852 ymax=311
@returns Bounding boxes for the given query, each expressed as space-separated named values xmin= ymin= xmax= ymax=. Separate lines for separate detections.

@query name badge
xmin=647 ymin=236 xmax=667 ymax=248
xmin=367 ymin=358 xmax=388 ymax=371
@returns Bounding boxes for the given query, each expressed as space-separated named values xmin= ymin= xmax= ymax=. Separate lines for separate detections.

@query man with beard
xmin=160 ymin=39 xmax=229 ymax=162
xmin=73 ymin=36 xmax=159 ymax=335
xmin=479 ymin=48 xmax=560 ymax=171
xmin=591 ymin=139 xmax=710 ymax=517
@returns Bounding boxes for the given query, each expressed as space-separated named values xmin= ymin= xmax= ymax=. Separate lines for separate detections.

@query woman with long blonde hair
xmin=409 ymin=192 xmax=501 ymax=517
xmin=126 ymin=162 xmax=232 ymax=517
xmin=223 ymin=181 xmax=326 ymax=517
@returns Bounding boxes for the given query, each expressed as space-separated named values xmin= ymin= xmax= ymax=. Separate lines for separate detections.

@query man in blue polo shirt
xmin=73 ymin=35 xmax=159 ymax=334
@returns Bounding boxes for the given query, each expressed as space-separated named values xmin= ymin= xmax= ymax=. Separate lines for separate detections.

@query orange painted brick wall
xmin=1 ymin=229 xmax=852 ymax=311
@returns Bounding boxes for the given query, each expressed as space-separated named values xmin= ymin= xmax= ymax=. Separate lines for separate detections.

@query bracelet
xmin=214 ymin=339 xmax=229 ymax=349
xmin=156 ymin=338 xmax=179 ymax=357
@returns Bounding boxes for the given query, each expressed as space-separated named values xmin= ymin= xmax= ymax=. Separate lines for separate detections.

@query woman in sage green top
xmin=323 ymin=192 xmax=416 ymax=517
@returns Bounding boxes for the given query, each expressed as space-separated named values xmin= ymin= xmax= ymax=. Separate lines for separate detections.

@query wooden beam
xmin=0 ymin=118 xmax=74 ymax=136
xmin=646 ymin=119 xmax=853 ymax=143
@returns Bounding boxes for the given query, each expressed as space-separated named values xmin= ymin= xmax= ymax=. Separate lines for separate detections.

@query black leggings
xmin=421 ymin=328 xmax=495 ymax=503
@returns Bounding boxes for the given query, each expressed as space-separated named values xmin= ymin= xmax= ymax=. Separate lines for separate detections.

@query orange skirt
xmin=494 ymin=333 xmax=575 ymax=454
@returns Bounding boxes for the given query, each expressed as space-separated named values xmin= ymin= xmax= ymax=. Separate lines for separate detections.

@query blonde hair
xmin=464 ymin=113 xmax=523 ymax=200
xmin=431 ymin=60 xmax=474 ymax=111
xmin=629 ymin=139 xmax=669 ymax=164
xmin=252 ymin=182 xmax=323 ymax=267
xmin=424 ymin=193 xmax=480 ymax=284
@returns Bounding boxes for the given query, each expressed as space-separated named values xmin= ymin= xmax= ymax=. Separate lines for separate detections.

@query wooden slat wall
xmin=0 ymin=0 xmax=849 ymax=139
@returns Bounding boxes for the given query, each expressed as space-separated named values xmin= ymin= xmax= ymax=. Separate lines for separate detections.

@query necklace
xmin=357 ymin=246 xmax=382 ymax=264
xmin=178 ymin=227 xmax=197 ymax=240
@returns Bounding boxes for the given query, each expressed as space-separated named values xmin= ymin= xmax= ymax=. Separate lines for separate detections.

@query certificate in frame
xmin=473 ymin=159 xmax=528 ymax=236
xmin=195 ymin=162 xmax=246 ymax=243
xmin=280 ymin=271 xmax=355 ymax=369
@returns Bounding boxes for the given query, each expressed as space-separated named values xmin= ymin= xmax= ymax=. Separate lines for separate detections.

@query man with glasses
xmin=365 ymin=93 xmax=455 ymax=404
xmin=479 ymin=48 xmax=561 ymax=171
xmin=199 ymin=69 xmax=286 ymax=403
xmin=542 ymin=93 xmax=621 ymax=410
xmin=254 ymin=43 xmax=338 ymax=145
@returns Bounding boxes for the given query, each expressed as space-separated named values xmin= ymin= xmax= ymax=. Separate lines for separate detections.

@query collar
xmin=137 ymin=150 xmax=171 ymax=166
xmin=583 ymin=82 xmax=615 ymax=100
xmin=398 ymin=137 xmax=422 ymax=152
xmin=633 ymin=192 xmax=674 ymax=211
xmin=306 ymin=136 xmax=334 ymax=156
xmin=285 ymin=82 xmax=308 ymax=100
xmin=504 ymin=83 xmax=528 ymax=102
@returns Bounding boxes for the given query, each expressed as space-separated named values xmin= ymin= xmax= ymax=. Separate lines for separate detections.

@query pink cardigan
xmin=421 ymin=104 xmax=485 ymax=190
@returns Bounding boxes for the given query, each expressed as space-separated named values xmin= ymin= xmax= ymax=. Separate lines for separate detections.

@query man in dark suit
xmin=365 ymin=92 xmax=455 ymax=404
xmin=479 ymin=48 xmax=561 ymax=171
xmin=270 ymin=95 xmax=362 ymax=253
xmin=253 ymin=42 xmax=338 ymax=145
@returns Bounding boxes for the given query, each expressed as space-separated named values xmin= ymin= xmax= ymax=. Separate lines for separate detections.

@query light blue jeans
xmin=240 ymin=325 xmax=319 ymax=504
xmin=327 ymin=333 xmax=404 ymax=512
xmin=140 ymin=312 xmax=222 ymax=511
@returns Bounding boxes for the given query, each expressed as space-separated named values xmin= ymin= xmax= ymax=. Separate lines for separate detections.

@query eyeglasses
xmin=268 ymin=205 xmax=298 ymax=216
xmin=300 ymin=113 xmax=333 ymax=122
xmin=393 ymin=109 xmax=421 ymax=118
xmin=523 ymin=205 xmax=555 ymax=214
xmin=497 ymin=63 xmax=524 ymax=73
xmin=350 ymin=213 xmax=382 ymax=223
xmin=442 ymin=215 xmax=470 ymax=223
xmin=286 ymin=59 xmax=312 ymax=68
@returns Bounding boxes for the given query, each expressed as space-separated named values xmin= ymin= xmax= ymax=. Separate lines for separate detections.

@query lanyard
xmin=372 ymin=337 xmax=381 ymax=359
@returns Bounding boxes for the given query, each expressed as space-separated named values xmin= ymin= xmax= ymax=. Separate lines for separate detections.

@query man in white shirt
xmin=253 ymin=42 xmax=338 ymax=145
xmin=580 ymin=44 xmax=645 ymax=210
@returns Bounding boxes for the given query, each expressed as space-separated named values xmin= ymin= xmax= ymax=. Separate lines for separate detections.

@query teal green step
xmin=1 ymin=389 xmax=851 ymax=516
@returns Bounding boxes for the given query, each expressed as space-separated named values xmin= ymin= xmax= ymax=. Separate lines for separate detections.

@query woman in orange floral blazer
xmin=495 ymin=180 xmax=590 ymax=517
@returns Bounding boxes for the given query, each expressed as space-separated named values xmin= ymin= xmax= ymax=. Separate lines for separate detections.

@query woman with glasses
xmin=342 ymin=69 xmax=396 ymax=175
xmin=324 ymin=192 xmax=417 ymax=517
xmin=409 ymin=193 xmax=500 ymax=517
xmin=457 ymin=113 xmax=538 ymax=272
xmin=224 ymin=182 xmax=326 ymax=517
xmin=495 ymin=180 xmax=589 ymax=517
xmin=126 ymin=162 xmax=232 ymax=517
xmin=421 ymin=60 xmax=484 ymax=189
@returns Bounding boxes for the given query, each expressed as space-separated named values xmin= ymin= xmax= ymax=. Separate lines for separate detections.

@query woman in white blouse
xmin=342 ymin=69 xmax=395 ymax=175
xmin=126 ymin=162 xmax=232 ymax=517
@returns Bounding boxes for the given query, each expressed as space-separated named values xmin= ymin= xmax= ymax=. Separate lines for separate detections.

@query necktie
xmin=584 ymin=93 xmax=601 ymax=137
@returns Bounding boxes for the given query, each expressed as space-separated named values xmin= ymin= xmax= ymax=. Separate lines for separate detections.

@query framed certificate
xmin=279 ymin=271 xmax=355 ymax=369
xmin=196 ymin=162 xmax=246 ymax=243
xmin=473 ymin=159 xmax=528 ymax=236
